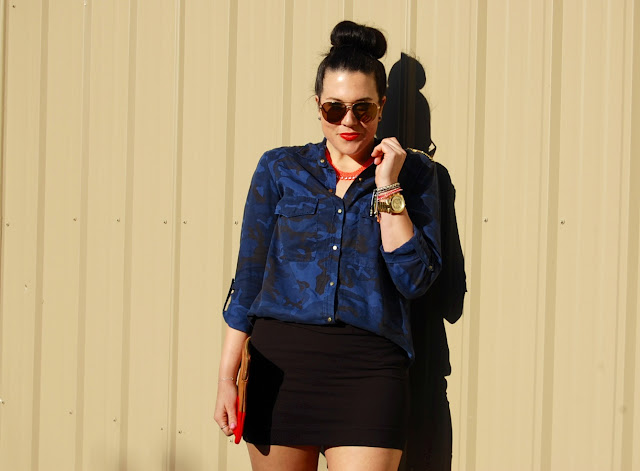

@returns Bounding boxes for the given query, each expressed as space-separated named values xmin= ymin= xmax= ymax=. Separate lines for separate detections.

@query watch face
xmin=390 ymin=194 xmax=405 ymax=213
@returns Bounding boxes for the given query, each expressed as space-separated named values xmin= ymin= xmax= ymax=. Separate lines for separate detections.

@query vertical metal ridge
xmin=621 ymin=1 xmax=640 ymax=468
xmin=74 ymin=1 xmax=93 ymax=470
xmin=167 ymin=0 xmax=186 ymax=469
xmin=31 ymin=0 xmax=50 ymax=469
xmin=531 ymin=2 xmax=554 ymax=469
xmin=281 ymin=0 xmax=293 ymax=146
xmin=464 ymin=1 xmax=488 ymax=469
xmin=119 ymin=0 xmax=138 ymax=468
xmin=0 ymin=0 xmax=10 ymax=407
xmin=409 ymin=0 xmax=417 ymax=55
xmin=540 ymin=0 xmax=564 ymax=469
xmin=219 ymin=0 xmax=238 ymax=465
xmin=610 ymin=1 xmax=632 ymax=469
xmin=343 ymin=0 xmax=353 ymax=21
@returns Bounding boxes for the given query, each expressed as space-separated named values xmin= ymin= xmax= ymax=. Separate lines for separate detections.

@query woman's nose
xmin=341 ymin=107 xmax=358 ymax=126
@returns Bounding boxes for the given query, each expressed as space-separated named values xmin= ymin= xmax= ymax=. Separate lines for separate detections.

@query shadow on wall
xmin=381 ymin=53 xmax=467 ymax=471
xmin=378 ymin=52 xmax=435 ymax=156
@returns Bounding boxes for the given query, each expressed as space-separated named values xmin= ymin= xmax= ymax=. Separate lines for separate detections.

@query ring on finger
xmin=221 ymin=425 xmax=229 ymax=430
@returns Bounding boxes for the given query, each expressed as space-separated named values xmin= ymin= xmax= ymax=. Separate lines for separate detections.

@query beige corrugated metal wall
xmin=0 ymin=1 xmax=639 ymax=470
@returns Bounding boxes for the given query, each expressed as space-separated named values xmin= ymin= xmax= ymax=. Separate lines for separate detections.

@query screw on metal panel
xmin=69 ymin=411 xmax=73 ymax=415
xmin=116 ymin=218 xmax=120 ymax=222
xmin=5 ymin=222 xmax=9 ymax=226
xmin=234 ymin=221 xmax=238 ymax=225
xmin=73 ymin=218 xmax=77 ymax=221
xmin=560 ymin=219 xmax=566 ymax=225
xmin=113 ymin=417 xmax=117 ymax=422
xmin=178 ymin=430 xmax=183 ymax=434
xmin=0 ymin=398 xmax=5 ymax=404
xmin=160 ymin=427 xmax=164 ymax=431
xmin=163 ymin=220 xmax=168 ymax=224
xmin=483 ymin=218 xmax=489 ymax=223
xmin=183 ymin=221 xmax=187 ymax=224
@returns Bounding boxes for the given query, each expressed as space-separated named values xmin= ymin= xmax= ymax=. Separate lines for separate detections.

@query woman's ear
xmin=379 ymin=96 xmax=387 ymax=115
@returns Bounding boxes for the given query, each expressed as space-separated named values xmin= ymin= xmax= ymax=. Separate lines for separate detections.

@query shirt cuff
xmin=381 ymin=226 xmax=432 ymax=266
xmin=223 ymin=306 xmax=253 ymax=334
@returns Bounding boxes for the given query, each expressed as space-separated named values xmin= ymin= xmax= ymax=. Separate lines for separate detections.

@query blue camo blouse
xmin=223 ymin=140 xmax=442 ymax=359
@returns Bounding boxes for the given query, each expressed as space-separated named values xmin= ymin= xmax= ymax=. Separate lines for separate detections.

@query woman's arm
xmin=215 ymin=152 xmax=280 ymax=436
xmin=214 ymin=326 xmax=250 ymax=437
xmin=372 ymin=138 xmax=442 ymax=299
xmin=372 ymin=138 xmax=414 ymax=251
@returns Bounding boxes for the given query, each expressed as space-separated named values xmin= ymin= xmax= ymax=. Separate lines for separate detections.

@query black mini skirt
xmin=243 ymin=317 xmax=410 ymax=450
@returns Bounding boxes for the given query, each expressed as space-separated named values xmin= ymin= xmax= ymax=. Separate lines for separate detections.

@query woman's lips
xmin=340 ymin=133 xmax=360 ymax=141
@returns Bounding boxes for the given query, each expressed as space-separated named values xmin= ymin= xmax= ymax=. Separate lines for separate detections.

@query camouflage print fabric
xmin=223 ymin=140 xmax=442 ymax=359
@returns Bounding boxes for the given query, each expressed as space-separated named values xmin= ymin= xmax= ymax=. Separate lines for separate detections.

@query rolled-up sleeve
xmin=381 ymin=155 xmax=442 ymax=299
xmin=223 ymin=153 xmax=279 ymax=333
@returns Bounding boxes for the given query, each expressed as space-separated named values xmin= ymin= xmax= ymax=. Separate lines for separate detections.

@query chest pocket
xmin=274 ymin=196 xmax=319 ymax=261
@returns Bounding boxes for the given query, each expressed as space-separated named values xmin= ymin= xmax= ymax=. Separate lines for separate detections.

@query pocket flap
xmin=275 ymin=197 xmax=318 ymax=217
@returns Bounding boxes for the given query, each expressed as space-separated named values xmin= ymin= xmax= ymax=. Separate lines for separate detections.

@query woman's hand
xmin=371 ymin=137 xmax=406 ymax=187
xmin=214 ymin=379 xmax=238 ymax=437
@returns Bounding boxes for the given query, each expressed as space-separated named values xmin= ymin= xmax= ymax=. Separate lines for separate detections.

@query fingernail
xmin=230 ymin=423 xmax=236 ymax=430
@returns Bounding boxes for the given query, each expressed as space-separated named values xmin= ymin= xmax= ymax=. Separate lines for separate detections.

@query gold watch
xmin=377 ymin=193 xmax=406 ymax=214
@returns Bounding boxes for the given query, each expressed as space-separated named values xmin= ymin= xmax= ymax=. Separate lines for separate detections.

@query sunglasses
xmin=319 ymin=101 xmax=380 ymax=124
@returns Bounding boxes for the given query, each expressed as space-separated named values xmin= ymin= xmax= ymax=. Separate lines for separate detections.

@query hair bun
xmin=330 ymin=21 xmax=387 ymax=59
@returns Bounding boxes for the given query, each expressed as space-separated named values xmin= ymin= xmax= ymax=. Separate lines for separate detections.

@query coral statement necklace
xmin=325 ymin=148 xmax=374 ymax=181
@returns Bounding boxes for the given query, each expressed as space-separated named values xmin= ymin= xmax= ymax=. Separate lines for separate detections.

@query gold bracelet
xmin=218 ymin=377 xmax=235 ymax=383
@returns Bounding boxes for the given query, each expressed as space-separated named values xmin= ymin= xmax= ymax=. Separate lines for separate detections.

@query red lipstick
xmin=340 ymin=133 xmax=360 ymax=141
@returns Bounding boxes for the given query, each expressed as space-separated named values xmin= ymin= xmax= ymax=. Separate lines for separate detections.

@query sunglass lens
xmin=352 ymin=103 xmax=378 ymax=123
xmin=322 ymin=103 xmax=347 ymax=124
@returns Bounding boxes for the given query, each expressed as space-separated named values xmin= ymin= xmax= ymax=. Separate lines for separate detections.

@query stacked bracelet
xmin=377 ymin=187 xmax=402 ymax=201
xmin=376 ymin=183 xmax=401 ymax=193
xmin=369 ymin=183 xmax=403 ymax=217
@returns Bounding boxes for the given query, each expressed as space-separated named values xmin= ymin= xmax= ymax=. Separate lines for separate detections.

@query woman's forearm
xmin=378 ymin=209 xmax=414 ymax=252
xmin=218 ymin=326 xmax=249 ymax=380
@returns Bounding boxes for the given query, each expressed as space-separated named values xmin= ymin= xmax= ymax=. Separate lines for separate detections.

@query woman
xmin=214 ymin=20 xmax=441 ymax=471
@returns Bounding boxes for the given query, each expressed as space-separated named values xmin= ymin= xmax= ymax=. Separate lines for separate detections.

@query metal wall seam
xmin=621 ymin=1 xmax=640 ymax=469
xmin=219 ymin=0 xmax=239 ymax=466
xmin=0 ymin=0 xmax=8 ymax=425
xmin=540 ymin=0 xmax=564 ymax=469
xmin=531 ymin=1 xmax=556 ymax=470
xmin=74 ymin=0 xmax=93 ymax=469
xmin=167 ymin=0 xmax=187 ymax=469
xmin=119 ymin=0 xmax=139 ymax=468
xmin=31 ymin=0 xmax=50 ymax=468
xmin=464 ymin=0 xmax=488 ymax=469
xmin=281 ymin=0 xmax=293 ymax=146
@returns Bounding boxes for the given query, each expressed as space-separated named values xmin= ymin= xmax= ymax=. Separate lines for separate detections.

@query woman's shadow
xmin=379 ymin=53 xmax=466 ymax=471
xmin=378 ymin=53 xmax=435 ymax=156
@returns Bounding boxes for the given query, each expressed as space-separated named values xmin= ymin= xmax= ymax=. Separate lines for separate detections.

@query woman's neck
xmin=326 ymin=142 xmax=373 ymax=170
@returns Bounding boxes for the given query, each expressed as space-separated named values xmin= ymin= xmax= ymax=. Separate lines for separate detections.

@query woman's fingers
xmin=372 ymin=137 xmax=406 ymax=186
xmin=215 ymin=383 xmax=238 ymax=436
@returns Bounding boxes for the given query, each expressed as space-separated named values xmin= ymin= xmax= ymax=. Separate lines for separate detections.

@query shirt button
xmin=428 ymin=265 xmax=434 ymax=271
xmin=328 ymin=189 xmax=333 ymax=193
xmin=320 ymin=159 xmax=326 ymax=164
xmin=329 ymin=281 xmax=335 ymax=286
xmin=337 ymin=209 xmax=343 ymax=214
xmin=358 ymin=177 xmax=363 ymax=182
xmin=327 ymin=317 xmax=332 ymax=322
xmin=332 ymin=245 xmax=338 ymax=251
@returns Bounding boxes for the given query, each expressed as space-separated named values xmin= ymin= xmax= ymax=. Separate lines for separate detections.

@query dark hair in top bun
xmin=315 ymin=21 xmax=387 ymax=102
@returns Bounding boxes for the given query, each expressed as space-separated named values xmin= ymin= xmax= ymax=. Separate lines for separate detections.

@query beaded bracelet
xmin=376 ymin=182 xmax=401 ymax=193
xmin=377 ymin=187 xmax=402 ymax=201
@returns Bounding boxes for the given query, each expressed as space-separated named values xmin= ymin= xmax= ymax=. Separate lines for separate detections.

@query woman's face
xmin=316 ymin=69 xmax=385 ymax=161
